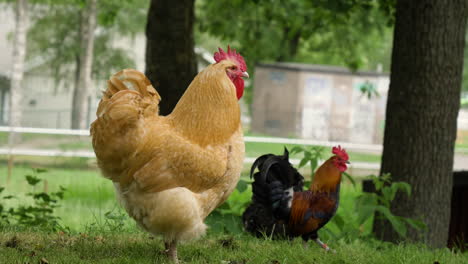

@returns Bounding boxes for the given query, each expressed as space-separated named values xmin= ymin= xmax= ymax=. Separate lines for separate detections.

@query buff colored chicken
xmin=90 ymin=47 xmax=248 ymax=263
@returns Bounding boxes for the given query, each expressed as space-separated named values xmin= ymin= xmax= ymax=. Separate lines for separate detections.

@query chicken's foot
xmin=164 ymin=240 xmax=179 ymax=263
xmin=314 ymin=238 xmax=336 ymax=253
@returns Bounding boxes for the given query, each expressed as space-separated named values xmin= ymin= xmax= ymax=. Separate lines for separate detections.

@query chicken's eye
xmin=229 ymin=66 xmax=237 ymax=70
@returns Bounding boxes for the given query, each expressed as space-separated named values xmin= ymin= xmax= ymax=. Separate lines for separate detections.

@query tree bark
xmin=71 ymin=0 xmax=96 ymax=129
xmin=9 ymin=0 xmax=28 ymax=133
xmin=374 ymin=0 xmax=467 ymax=248
xmin=145 ymin=0 xmax=197 ymax=115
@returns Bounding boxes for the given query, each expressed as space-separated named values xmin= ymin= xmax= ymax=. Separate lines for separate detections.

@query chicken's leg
xmin=164 ymin=240 xmax=179 ymax=263
xmin=314 ymin=238 xmax=336 ymax=253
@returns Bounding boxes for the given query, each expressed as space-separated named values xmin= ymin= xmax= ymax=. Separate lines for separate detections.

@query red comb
xmin=332 ymin=145 xmax=349 ymax=161
xmin=213 ymin=45 xmax=247 ymax=72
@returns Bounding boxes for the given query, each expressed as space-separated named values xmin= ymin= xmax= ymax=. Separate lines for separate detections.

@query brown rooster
xmin=91 ymin=47 xmax=248 ymax=263
xmin=246 ymin=146 xmax=349 ymax=251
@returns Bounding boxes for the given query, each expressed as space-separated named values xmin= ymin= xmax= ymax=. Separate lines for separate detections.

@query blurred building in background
xmin=251 ymin=63 xmax=389 ymax=144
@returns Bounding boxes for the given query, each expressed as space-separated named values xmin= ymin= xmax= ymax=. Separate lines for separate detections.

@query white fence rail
xmin=0 ymin=126 xmax=382 ymax=152
xmin=2 ymin=126 xmax=468 ymax=171
xmin=0 ymin=126 xmax=382 ymax=171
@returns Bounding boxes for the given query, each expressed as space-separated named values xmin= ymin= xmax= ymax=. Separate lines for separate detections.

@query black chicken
xmin=242 ymin=148 xmax=304 ymax=238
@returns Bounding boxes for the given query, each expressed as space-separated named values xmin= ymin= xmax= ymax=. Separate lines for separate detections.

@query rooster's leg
xmin=164 ymin=240 xmax=179 ymax=263
xmin=302 ymin=240 xmax=309 ymax=249
xmin=314 ymin=238 xmax=336 ymax=253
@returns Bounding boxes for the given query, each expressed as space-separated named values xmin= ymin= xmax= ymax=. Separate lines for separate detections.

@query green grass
xmin=1 ymin=165 xmax=362 ymax=232
xmin=0 ymin=229 xmax=465 ymax=264
xmin=1 ymin=166 xmax=118 ymax=229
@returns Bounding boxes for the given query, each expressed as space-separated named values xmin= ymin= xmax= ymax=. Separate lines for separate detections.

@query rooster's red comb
xmin=332 ymin=145 xmax=349 ymax=161
xmin=214 ymin=46 xmax=247 ymax=72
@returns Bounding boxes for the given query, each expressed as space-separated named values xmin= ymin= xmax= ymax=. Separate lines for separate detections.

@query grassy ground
xmin=0 ymin=229 xmax=465 ymax=264
xmin=1 ymin=166 xmax=467 ymax=263
xmin=0 ymin=165 xmax=361 ymax=232
xmin=1 ymin=166 xmax=117 ymax=229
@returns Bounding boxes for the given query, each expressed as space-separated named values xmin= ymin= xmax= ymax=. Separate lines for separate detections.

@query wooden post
xmin=43 ymin=179 xmax=48 ymax=193
xmin=7 ymin=154 xmax=14 ymax=185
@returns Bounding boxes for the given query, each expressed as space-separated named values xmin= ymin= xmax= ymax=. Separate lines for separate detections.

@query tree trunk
xmin=71 ymin=0 xmax=96 ymax=129
xmin=145 ymin=0 xmax=197 ymax=116
xmin=374 ymin=0 xmax=467 ymax=248
xmin=9 ymin=0 xmax=28 ymax=134
xmin=277 ymin=27 xmax=301 ymax=62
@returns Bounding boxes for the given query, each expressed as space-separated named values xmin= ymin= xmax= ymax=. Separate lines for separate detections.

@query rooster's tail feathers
xmin=249 ymin=150 xmax=304 ymax=208
xmin=95 ymin=69 xmax=161 ymax=124
xmin=104 ymin=69 xmax=160 ymax=101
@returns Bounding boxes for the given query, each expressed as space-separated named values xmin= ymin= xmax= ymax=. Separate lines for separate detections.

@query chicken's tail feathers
xmin=91 ymin=69 xmax=160 ymax=176
xmin=250 ymin=152 xmax=304 ymax=212
xmin=94 ymin=69 xmax=160 ymax=126
xmin=256 ymin=156 xmax=299 ymax=188
xmin=105 ymin=69 xmax=160 ymax=101
xmin=250 ymin=154 xmax=273 ymax=180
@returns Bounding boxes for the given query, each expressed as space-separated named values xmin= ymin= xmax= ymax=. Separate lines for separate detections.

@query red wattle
xmin=233 ymin=77 xmax=244 ymax=100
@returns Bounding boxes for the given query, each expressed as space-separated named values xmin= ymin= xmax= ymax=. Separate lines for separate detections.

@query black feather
xmin=243 ymin=148 xmax=305 ymax=239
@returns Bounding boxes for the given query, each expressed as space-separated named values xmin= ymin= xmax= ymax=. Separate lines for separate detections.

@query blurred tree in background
xmin=198 ymin=0 xmax=393 ymax=70
xmin=26 ymin=0 xmax=148 ymax=128
xmin=71 ymin=0 xmax=96 ymax=129
xmin=4 ymin=0 xmax=28 ymax=142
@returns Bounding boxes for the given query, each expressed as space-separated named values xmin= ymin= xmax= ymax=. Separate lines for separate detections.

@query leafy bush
xmin=0 ymin=168 xmax=67 ymax=231
xmin=354 ymin=174 xmax=426 ymax=237
xmin=290 ymin=145 xmax=356 ymax=185
xmin=210 ymin=179 xmax=252 ymax=234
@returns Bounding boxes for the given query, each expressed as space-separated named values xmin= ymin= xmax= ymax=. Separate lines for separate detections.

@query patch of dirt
xmin=5 ymin=236 xmax=20 ymax=248
xmin=218 ymin=237 xmax=238 ymax=250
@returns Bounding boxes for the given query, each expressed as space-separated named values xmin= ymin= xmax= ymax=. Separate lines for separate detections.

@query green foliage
xmin=359 ymin=81 xmax=380 ymax=99
xmin=84 ymin=207 xmax=137 ymax=234
xmin=210 ymin=179 xmax=252 ymax=234
xmin=217 ymin=181 xmax=252 ymax=217
xmin=198 ymin=0 xmax=392 ymax=70
xmin=290 ymin=145 xmax=356 ymax=185
xmin=0 ymin=168 xmax=67 ymax=231
xmin=289 ymin=145 xmax=325 ymax=179
xmin=354 ymin=174 xmax=426 ymax=238
xmin=321 ymin=174 xmax=426 ymax=242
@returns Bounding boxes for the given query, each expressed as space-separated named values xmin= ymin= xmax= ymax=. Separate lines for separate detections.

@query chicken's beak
xmin=346 ymin=161 xmax=351 ymax=164
xmin=242 ymin=71 xmax=249 ymax=78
